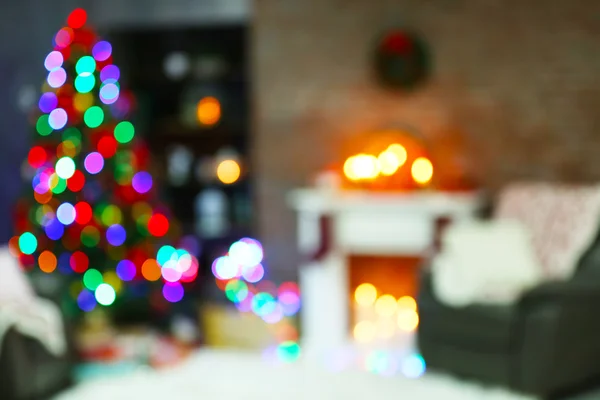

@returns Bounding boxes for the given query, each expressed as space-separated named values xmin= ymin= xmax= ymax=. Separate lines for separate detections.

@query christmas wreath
xmin=373 ymin=29 xmax=431 ymax=91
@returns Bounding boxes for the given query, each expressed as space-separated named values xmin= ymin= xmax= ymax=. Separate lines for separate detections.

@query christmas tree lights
xmin=12 ymin=8 xmax=198 ymax=314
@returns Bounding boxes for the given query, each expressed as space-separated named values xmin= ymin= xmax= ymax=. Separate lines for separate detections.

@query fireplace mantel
xmin=288 ymin=188 xmax=483 ymax=354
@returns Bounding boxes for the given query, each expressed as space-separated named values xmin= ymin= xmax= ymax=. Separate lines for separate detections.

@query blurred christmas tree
xmin=10 ymin=9 xmax=199 ymax=322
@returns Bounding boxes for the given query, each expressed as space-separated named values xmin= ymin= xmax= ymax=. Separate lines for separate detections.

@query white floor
xmin=54 ymin=349 xmax=535 ymax=400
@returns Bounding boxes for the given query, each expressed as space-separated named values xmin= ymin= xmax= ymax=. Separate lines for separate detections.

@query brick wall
xmin=253 ymin=0 xmax=600 ymax=277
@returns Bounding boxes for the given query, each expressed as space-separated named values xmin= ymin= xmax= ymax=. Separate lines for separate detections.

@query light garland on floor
xmin=211 ymin=238 xmax=301 ymax=362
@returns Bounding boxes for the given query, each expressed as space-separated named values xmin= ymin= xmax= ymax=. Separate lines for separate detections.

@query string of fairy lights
xmin=211 ymin=238 xmax=302 ymax=362
xmin=12 ymin=8 xmax=199 ymax=312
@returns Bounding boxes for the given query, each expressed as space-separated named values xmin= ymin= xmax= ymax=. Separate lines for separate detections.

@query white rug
xmin=54 ymin=349 xmax=535 ymax=400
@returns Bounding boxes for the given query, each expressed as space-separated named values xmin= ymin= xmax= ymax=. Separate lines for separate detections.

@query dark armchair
xmin=417 ymin=207 xmax=600 ymax=398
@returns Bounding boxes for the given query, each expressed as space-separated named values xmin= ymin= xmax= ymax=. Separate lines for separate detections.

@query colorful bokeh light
xmin=106 ymin=224 xmax=126 ymax=246
xmin=76 ymin=56 xmax=96 ymax=75
xmin=28 ymin=147 xmax=47 ymax=168
xmin=114 ymin=121 xmax=134 ymax=144
xmin=56 ymin=202 xmax=76 ymax=225
xmin=84 ymin=152 xmax=104 ymax=174
xmin=99 ymin=83 xmax=119 ymax=105
xmin=163 ymin=282 xmax=184 ymax=303
xmin=100 ymin=65 xmax=120 ymax=82
xmin=97 ymin=136 xmax=118 ymax=158
xmin=38 ymin=250 xmax=57 ymax=273
xmin=355 ymin=283 xmax=378 ymax=306
xmin=95 ymin=283 xmax=116 ymax=306
xmin=39 ymin=92 xmax=58 ymax=113
xmin=116 ymin=260 xmax=136 ymax=281
xmin=77 ymin=289 xmax=96 ymax=312
xmin=411 ymin=157 xmax=433 ymax=185
xmin=48 ymin=108 xmax=68 ymax=130
xmin=83 ymin=269 xmax=103 ymax=290
xmin=401 ymin=354 xmax=426 ymax=378
xmin=132 ymin=171 xmax=152 ymax=194
xmin=74 ymin=201 xmax=92 ymax=224
xmin=44 ymin=51 xmax=64 ymax=72
xmin=55 ymin=157 xmax=76 ymax=179
xmin=45 ymin=218 xmax=65 ymax=240
xmin=196 ymin=96 xmax=221 ymax=126
xmin=68 ymin=170 xmax=86 ymax=192
xmin=83 ymin=106 xmax=104 ymax=128
xmin=70 ymin=251 xmax=90 ymax=273
xmin=142 ymin=259 xmax=162 ymax=281
xmin=225 ymin=279 xmax=249 ymax=303
xmin=19 ymin=232 xmax=38 ymax=255
xmin=276 ymin=341 xmax=301 ymax=363
xmin=67 ymin=8 xmax=87 ymax=29
xmin=75 ymin=73 xmax=96 ymax=93
xmin=241 ymin=263 xmax=264 ymax=283
xmin=375 ymin=294 xmax=398 ymax=317
xmin=148 ymin=213 xmax=169 ymax=237
xmin=92 ymin=41 xmax=112 ymax=61
xmin=216 ymin=159 xmax=241 ymax=185
xmin=48 ymin=68 xmax=67 ymax=88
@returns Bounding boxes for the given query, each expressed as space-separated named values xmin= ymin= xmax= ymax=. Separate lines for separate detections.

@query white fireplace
xmin=288 ymin=186 xmax=482 ymax=356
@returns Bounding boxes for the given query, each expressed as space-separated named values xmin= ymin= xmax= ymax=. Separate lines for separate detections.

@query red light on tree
xmin=28 ymin=146 xmax=47 ymax=168
xmin=97 ymin=136 xmax=118 ymax=158
xmin=74 ymin=202 xmax=93 ymax=225
xmin=67 ymin=8 xmax=87 ymax=29
xmin=148 ymin=214 xmax=169 ymax=237
xmin=70 ymin=251 xmax=90 ymax=273
xmin=67 ymin=170 xmax=86 ymax=192
xmin=19 ymin=254 xmax=35 ymax=268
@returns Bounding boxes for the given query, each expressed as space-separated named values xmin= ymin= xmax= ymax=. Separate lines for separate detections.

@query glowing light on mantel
xmin=378 ymin=150 xmax=401 ymax=176
xmin=378 ymin=143 xmax=407 ymax=176
xmin=387 ymin=144 xmax=408 ymax=165
xmin=411 ymin=157 xmax=433 ymax=185
xmin=344 ymin=154 xmax=380 ymax=181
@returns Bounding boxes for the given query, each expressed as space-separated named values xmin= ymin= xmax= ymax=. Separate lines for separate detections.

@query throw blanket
xmin=431 ymin=220 xmax=544 ymax=307
xmin=494 ymin=183 xmax=600 ymax=280
xmin=0 ymin=248 xmax=66 ymax=357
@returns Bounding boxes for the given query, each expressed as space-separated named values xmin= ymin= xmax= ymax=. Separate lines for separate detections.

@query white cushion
xmin=432 ymin=219 xmax=544 ymax=307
